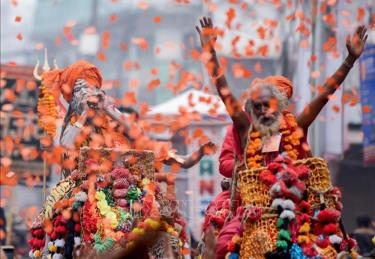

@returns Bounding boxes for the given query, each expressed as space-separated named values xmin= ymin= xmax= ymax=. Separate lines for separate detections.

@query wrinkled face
xmin=71 ymin=79 xmax=104 ymax=113
xmin=250 ymin=88 xmax=279 ymax=126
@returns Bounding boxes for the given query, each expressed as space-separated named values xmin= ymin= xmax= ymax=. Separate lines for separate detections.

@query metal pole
xmin=310 ymin=0 xmax=320 ymax=156
xmin=42 ymin=148 xmax=47 ymax=202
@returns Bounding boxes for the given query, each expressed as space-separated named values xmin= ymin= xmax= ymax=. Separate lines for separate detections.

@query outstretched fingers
xmin=200 ymin=18 xmax=205 ymax=28
xmin=195 ymin=26 xmax=201 ymax=34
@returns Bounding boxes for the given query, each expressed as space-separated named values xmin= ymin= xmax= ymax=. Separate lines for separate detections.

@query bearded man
xmin=36 ymin=59 xmax=215 ymax=177
xmin=196 ymin=17 xmax=367 ymax=258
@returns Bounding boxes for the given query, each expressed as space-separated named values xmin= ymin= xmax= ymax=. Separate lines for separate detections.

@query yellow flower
xmin=287 ymin=151 xmax=298 ymax=160
xmin=284 ymin=144 xmax=293 ymax=151
xmin=297 ymin=235 xmax=309 ymax=244
xmin=142 ymin=178 xmax=150 ymax=186
xmin=145 ymin=218 xmax=160 ymax=230
xmin=299 ymin=222 xmax=310 ymax=233
xmin=133 ymin=227 xmax=145 ymax=236
xmin=291 ymin=139 xmax=300 ymax=146
xmin=98 ymin=201 xmax=111 ymax=215
xmin=48 ymin=244 xmax=57 ymax=253
xmin=250 ymin=132 xmax=260 ymax=138
xmin=34 ymin=250 xmax=42 ymax=257
xmin=95 ymin=191 xmax=106 ymax=201
xmin=106 ymin=211 xmax=118 ymax=228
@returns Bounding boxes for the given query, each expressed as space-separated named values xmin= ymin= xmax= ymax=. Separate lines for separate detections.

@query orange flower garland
xmin=246 ymin=112 xmax=303 ymax=168
xmin=37 ymin=84 xmax=58 ymax=137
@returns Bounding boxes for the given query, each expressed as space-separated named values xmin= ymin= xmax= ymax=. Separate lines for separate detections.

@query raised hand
xmin=195 ymin=17 xmax=217 ymax=49
xmin=346 ymin=25 xmax=368 ymax=60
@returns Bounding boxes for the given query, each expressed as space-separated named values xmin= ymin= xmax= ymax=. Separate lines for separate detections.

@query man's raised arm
xmin=196 ymin=17 xmax=249 ymax=132
xmin=297 ymin=26 xmax=368 ymax=130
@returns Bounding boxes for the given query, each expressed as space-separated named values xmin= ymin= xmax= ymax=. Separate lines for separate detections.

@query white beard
xmin=250 ymin=109 xmax=281 ymax=140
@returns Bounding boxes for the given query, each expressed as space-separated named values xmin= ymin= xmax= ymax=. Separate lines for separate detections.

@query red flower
xmin=74 ymin=223 xmax=81 ymax=233
xmin=227 ymin=241 xmax=235 ymax=252
xmin=316 ymin=237 xmax=330 ymax=248
xmin=50 ymin=231 xmax=57 ymax=240
xmin=268 ymin=162 xmax=283 ymax=172
xmin=302 ymin=243 xmax=318 ymax=257
xmin=31 ymin=228 xmax=44 ymax=237
xmin=317 ymin=209 xmax=341 ymax=223
xmin=247 ymin=207 xmax=262 ymax=222
xmin=298 ymin=213 xmax=311 ymax=224
xmin=260 ymin=170 xmax=277 ymax=185
xmin=295 ymin=165 xmax=309 ymax=180
xmin=322 ymin=223 xmax=338 ymax=235
xmin=55 ymin=225 xmax=67 ymax=235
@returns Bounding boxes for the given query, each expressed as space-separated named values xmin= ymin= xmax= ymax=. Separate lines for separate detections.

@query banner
xmin=359 ymin=44 xmax=375 ymax=164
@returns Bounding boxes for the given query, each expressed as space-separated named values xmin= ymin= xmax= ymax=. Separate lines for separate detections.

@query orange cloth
xmin=252 ymin=75 xmax=293 ymax=99
xmin=41 ymin=59 xmax=103 ymax=102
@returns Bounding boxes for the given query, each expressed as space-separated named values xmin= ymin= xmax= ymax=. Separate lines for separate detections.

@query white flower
xmin=281 ymin=199 xmax=295 ymax=211
xmin=271 ymin=198 xmax=284 ymax=209
xmin=55 ymin=239 xmax=65 ymax=247
xmin=75 ymin=191 xmax=87 ymax=202
xmin=280 ymin=210 xmax=295 ymax=220
xmin=329 ymin=234 xmax=342 ymax=244
xmin=74 ymin=236 xmax=81 ymax=247
xmin=52 ymin=253 xmax=63 ymax=259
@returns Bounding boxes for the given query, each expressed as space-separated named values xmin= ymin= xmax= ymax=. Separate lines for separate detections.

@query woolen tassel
xmin=55 ymin=239 xmax=65 ymax=248
xmin=280 ymin=210 xmax=295 ymax=220
xmin=228 ymin=252 xmax=239 ymax=259
xmin=290 ymin=244 xmax=308 ymax=259
xmin=277 ymin=218 xmax=286 ymax=228
xmin=276 ymin=240 xmax=288 ymax=250
xmin=52 ymin=253 xmax=63 ymax=259
xmin=74 ymin=236 xmax=81 ymax=247
xmin=281 ymin=199 xmax=295 ymax=211
xmin=329 ymin=234 xmax=342 ymax=244
xmin=278 ymin=229 xmax=291 ymax=241
xmin=271 ymin=198 xmax=284 ymax=209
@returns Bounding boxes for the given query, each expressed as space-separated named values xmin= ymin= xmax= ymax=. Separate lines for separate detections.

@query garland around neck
xmin=245 ymin=111 xmax=303 ymax=169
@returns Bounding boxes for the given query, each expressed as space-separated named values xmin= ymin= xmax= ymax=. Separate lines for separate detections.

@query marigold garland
xmin=246 ymin=111 xmax=302 ymax=169
xmin=37 ymin=84 xmax=58 ymax=137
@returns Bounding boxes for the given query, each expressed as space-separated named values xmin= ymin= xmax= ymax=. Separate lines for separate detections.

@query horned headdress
xmin=34 ymin=49 xmax=102 ymax=137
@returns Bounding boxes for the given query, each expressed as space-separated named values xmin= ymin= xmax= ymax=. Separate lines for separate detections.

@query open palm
xmin=346 ymin=25 xmax=368 ymax=59
xmin=195 ymin=17 xmax=217 ymax=49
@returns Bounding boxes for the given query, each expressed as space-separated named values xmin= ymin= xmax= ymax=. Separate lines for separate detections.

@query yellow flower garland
xmin=95 ymin=191 xmax=119 ymax=229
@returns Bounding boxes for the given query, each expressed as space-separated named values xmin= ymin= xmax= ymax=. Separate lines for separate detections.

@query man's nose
xmin=260 ymin=104 xmax=269 ymax=114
